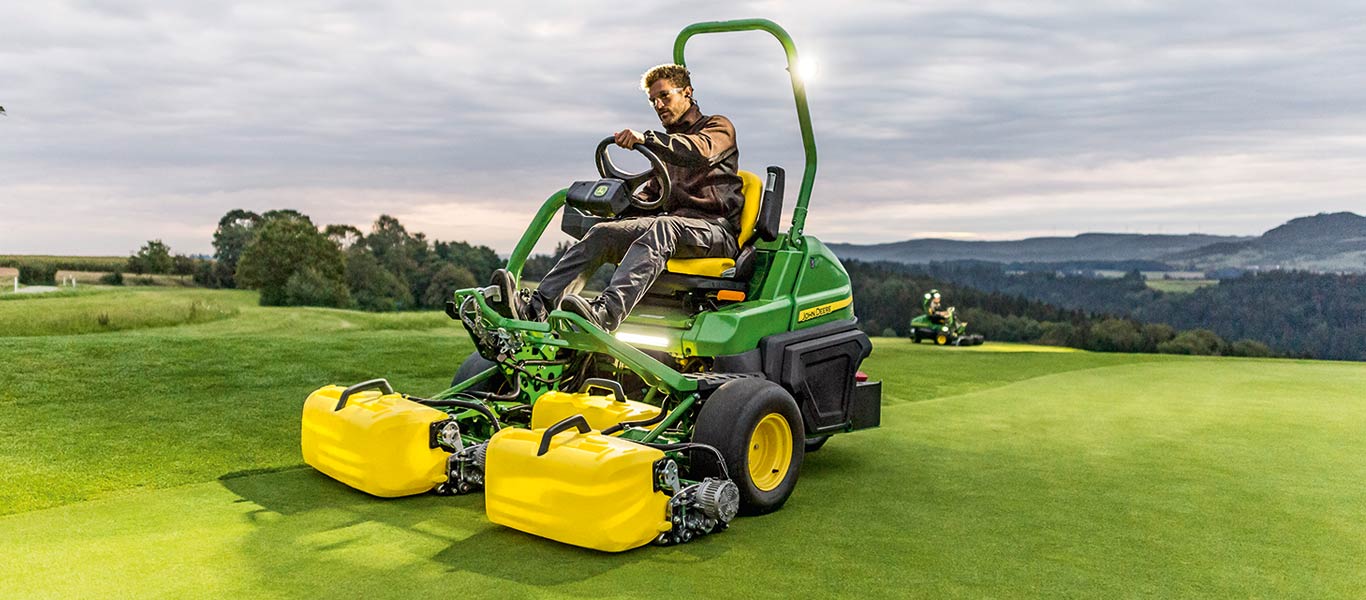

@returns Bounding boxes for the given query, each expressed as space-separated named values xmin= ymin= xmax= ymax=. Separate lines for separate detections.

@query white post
xmin=13 ymin=277 xmax=17 ymax=292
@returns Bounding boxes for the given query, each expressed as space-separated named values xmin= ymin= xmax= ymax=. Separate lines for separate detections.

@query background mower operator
xmin=490 ymin=63 xmax=744 ymax=331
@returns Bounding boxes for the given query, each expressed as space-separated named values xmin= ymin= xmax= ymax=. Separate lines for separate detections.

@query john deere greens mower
xmin=300 ymin=19 xmax=882 ymax=552
xmin=910 ymin=289 xmax=984 ymax=346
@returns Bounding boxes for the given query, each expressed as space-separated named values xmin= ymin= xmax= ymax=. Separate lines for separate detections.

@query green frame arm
xmin=673 ymin=18 xmax=817 ymax=246
xmin=505 ymin=188 xmax=568 ymax=279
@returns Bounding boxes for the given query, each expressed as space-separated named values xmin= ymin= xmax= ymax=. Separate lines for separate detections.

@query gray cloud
xmin=2 ymin=1 xmax=1365 ymax=256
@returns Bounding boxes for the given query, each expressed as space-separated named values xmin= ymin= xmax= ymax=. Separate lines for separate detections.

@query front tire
xmin=691 ymin=379 xmax=805 ymax=515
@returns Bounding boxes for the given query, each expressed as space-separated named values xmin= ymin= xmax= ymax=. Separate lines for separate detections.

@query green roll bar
xmin=673 ymin=18 xmax=817 ymax=246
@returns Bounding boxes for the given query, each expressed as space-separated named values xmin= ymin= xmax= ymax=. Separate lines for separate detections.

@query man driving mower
xmin=925 ymin=289 xmax=951 ymax=325
xmin=489 ymin=63 xmax=743 ymax=331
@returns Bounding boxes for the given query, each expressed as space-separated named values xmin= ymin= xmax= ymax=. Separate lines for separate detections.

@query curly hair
xmin=640 ymin=64 xmax=691 ymax=91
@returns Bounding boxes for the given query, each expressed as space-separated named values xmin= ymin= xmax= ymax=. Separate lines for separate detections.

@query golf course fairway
xmin=2 ymin=290 xmax=1364 ymax=598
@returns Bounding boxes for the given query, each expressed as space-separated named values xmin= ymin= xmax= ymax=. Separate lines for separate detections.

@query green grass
xmin=1146 ymin=278 xmax=1217 ymax=293
xmin=0 ymin=288 xmax=245 ymax=336
xmin=2 ymin=289 xmax=1365 ymax=598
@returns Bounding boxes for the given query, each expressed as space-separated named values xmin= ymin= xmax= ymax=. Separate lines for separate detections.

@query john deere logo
xmin=797 ymin=296 xmax=853 ymax=322
xmin=593 ymin=184 xmax=609 ymax=197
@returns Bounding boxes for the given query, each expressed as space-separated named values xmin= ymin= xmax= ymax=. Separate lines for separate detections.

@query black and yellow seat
xmin=651 ymin=166 xmax=785 ymax=301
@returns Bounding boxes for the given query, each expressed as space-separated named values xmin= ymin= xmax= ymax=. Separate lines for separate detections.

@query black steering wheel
xmin=594 ymin=137 xmax=671 ymax=210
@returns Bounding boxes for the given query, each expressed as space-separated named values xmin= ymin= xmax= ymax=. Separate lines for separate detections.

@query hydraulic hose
xmin=408 ymin=396 xmax=503 ymax=431
xmin=640 ymin=441 xmax=731 ymax=481
xmin=600 ymin=409 xmax=667 ymax=436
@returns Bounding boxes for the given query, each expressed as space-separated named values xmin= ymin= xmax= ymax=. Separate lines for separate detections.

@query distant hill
xmin=830 ymin=212 xmax=1366 ymax=274
xmin=1161 ymin=212 xmax=1366 ymax=273
xmin=828 ymin=233 xmax=1246 ymax=265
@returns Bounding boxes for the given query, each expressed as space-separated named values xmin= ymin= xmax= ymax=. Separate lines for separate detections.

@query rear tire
xmin=691 ymin=379 xmax=805 ymax=515
xmin=804 ymin=435 xmax=830 ymax=452
xmin=451 ymin=351 xmax=505 ymax=392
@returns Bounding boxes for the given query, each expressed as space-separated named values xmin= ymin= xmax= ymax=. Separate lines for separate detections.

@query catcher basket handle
xmin=537 ymin=414 xmax=593 ymax=456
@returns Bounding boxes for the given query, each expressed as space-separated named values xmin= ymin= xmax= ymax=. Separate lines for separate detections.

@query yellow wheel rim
xmin=748 ymin=413 xmax=793 ymax=492
xmin=936 ymin=334 xmax=948 ymax=345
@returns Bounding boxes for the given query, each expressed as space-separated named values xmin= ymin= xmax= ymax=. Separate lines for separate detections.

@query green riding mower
xmin=910 ymin=288 xmax=984 ymax=346
xmin=300 ymin=19 xmax=882 ymax=552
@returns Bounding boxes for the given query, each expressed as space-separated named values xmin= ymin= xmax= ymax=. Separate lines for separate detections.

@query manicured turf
xmin=0 ymin=288 xmax=241 ymax=336
xmin=2 ymin=290 xmax=1364 ymax=598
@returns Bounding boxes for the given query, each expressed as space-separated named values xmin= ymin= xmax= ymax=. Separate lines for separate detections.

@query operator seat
xmin=651 ymin=166 xmax=785 ymax=300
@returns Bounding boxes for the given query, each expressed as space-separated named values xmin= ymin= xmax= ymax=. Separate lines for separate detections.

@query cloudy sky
xmin=3 ymin=1 xmax=1365 ymax=256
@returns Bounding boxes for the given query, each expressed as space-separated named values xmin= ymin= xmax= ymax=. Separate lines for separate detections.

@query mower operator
xmin=489 ymin=63 xmax=743 ymax=331
xmin=924 ymin=289 xmax=951 ymax=325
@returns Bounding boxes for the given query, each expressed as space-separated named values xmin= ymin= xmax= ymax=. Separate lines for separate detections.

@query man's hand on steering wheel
xmin=614 ymin=129 xmax=644 ymax=149
xmin=596 ymin=135 xmax=670 ymax=210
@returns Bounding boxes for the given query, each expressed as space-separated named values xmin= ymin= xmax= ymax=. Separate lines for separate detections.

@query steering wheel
xmin=594 ymin=137 xmax=671 ymax=210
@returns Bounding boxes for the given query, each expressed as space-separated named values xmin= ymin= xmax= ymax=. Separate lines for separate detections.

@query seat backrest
xmin=735 ymin=170 xmax=764 ymax=247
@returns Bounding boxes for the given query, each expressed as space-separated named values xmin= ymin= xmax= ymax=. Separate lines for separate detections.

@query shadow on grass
xmin=217 ymin=465 xmax=727 ymax=590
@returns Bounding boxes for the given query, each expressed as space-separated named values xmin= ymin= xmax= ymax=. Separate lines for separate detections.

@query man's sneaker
xmin=560 ymin=295 xmax=612 ymax=331
xmin=489 ymin=269 xmax=529 ymax=320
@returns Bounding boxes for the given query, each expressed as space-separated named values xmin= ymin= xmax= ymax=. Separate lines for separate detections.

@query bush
xmin=880 ymin=327 xmax=898 ymax=338
xmin=1091 ymin=318 xmax=1144 ymax=353
xmin=1037 ymin=321 xmax=1076 ymax=346
xmin=284 ymin=267 xmax=352 ymax=308
xmin=346 ymin=251 xmax=413 ymax=311
xmin=1228 ymin=339 xmax=1273 ymax=358
xmin=1141 ymin=323 xmax=1176 ymax=351
xmin=171 ymin=255 xmax=197 ymax=276
xmin=422 ymin=263 xmax=477 ymax=309
xmin=1157 ymin=329 xmax=1226 ymax=356
xmin=100 ymin=271 xmax=125 ymax=286
xmin=19 ymin=263 xmax=58 ymax=285
xmin=193 ymin=260 xmax=233 ymax=289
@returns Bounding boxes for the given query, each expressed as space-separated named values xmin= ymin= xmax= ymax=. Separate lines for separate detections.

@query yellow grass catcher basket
xmin=301 ymin=380 xmax=451 ymax=498
xmin=484 ymin=416 xmax=672 ymax=552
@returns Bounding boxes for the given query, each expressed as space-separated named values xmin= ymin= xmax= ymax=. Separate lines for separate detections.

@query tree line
xmin=846 ymin=260 xmax=1366 ymax=360
xmin=189 ymin=209 xmax=501 ymax=311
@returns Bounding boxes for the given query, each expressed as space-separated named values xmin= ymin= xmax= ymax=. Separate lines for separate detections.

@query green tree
xmin=324 ymin=224 xmax=364 ymax=251
xmin=438 ymin=239 xmax=503 ymax=284
xmin=237 ymin=216 xmax=345 ymax=306
xmin=1037 ymin=321 xmax=1076 ymax=346
xmin=345 ymin=250 xmax=413 ymax=311
xmin=1228 ymin=339 xmax=1273 ymax=358
xmin=128 ymin=240 xmax=173 ymax=274
xmin=1140 ymin=323 xmax=1176 ymax=352
xmin=1157 ymin=329 xmax=1226 ymax=356
xmin=365 ymin=215 xmax=420 ymax=285
xmin=212 ymin=209 xmax=263 ymax=287
xmin=1091 ymin=318 xmax=1143 ymax=353
xmin=285 ymin=267 xmax=352 ymax=308
xmin=422 ymin=263 xmax=477 ymax=309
